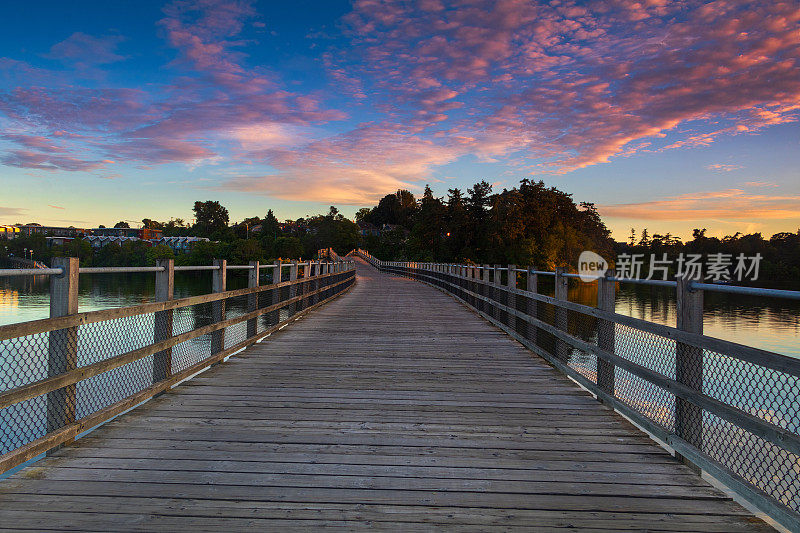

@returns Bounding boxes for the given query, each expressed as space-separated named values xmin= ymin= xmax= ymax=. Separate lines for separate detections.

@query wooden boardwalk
xmin=0 ymin=259 xmax=768 ymax=531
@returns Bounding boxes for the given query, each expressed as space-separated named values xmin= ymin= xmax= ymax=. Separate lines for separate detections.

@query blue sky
xmin=1 ymin=0 xmax=799 ymax=240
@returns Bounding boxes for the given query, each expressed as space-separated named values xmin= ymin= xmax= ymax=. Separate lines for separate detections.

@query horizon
xmin=1 ymin=0 xmax=799 ymax=241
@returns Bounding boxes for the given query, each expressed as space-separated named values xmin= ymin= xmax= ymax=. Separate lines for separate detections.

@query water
xmin=0 ymin=271 xmax=249 ymax=326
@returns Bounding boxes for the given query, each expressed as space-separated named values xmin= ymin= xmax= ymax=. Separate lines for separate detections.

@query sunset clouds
xmin=1 ymin=0 xmax=799 ymax=232
xmin=600 ymin=185 xmax=800 ymax=221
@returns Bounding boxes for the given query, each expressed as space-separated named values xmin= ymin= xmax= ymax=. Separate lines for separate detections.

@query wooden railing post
xmin=211 ymin=259 xmax=226 ymax=355
xmin=301 ymin=260 xmax=311 ymax=311
xmin=247 ymin=261 xmax=259 ymax=339
xmin=289 ymin=261 xmax=298 ymax=317
xmin=507 ymin=264 xmax=516 ymax=330
xmin=269 ymin=261 xmax=282 ymax=326
xmin=47 ymin=257 xmax=79 ymax=446
xmin=554 ymin=267 xmax=569 ymax=361
xmin=153 ymin=258 xmax=174 ymax=383
xmin=526 ymin=267 xmax=538 ymax=347
xmin=676 ymin=275 xmax=704 ymax=456
xmin=596 ymin=270 xmax=616 ymax=398
xmin=313 ymin=260 xmax=321 ymax=305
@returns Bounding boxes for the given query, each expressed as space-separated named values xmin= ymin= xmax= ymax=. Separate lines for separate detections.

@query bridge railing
xmin=355 ymin=251 xmax=800 ymax=531
xmin=0 ymin=258 xmax=356 ymax=474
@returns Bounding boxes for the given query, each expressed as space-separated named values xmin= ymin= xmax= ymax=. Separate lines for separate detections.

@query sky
xmin=0 ymin=0 xmax=799 ymax=241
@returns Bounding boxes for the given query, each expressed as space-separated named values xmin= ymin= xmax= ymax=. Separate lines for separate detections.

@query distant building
xmin=46 ymin=236 xmax=75 ymax=247
xmin=155 ymin=236 xmax=210 ymax=252
xmin=381 ymin=223 xmax=406 ymax=234
xmin=85 ymin=235 xmax=144 ymax=249
xmin=357 ymin=222 xmax=380 ymax=237
xmin=92 ymin=227 xmax=163 ymax=240
xmin=20 ymin=225 xmax=88 ymax=238
xmin=0 ymin=225 xmax=20 ymax=240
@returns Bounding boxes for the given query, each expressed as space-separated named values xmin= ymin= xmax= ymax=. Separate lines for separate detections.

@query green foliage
xmin=193 ymin=200 xmax=229 ymax=238
xmin=274 ymin=236 xmax=303 ymax=259
xmin=145 ymin=244 xmax=175 ymax=264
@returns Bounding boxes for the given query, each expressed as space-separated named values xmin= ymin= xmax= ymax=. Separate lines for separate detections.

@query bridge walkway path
xmin=0 ymin=258 xmax=768 ymax=531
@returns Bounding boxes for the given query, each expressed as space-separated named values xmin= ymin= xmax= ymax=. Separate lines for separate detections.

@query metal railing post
xmin=153 ymin=258 xmax=174 ymax=383
xmin=247 ymin=261 xmax=259 ymax=339
xmin=596 ymin=269 xmax=616 ymax=398
xmin=676 ymin=275 xmax=704 ymax=458
xmin=46 ymin=257 xmax=79 ymax=449
xmin=211 ymin=259 xmax=226 ymax=355
xmin=554 ymin=267 xmax=569 ymax=361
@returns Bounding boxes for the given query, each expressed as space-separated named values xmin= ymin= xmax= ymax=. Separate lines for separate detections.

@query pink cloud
xmin=0 ymin=207 xmax=27 ymax=218
xmin=706 ymin=163 xmax=743 ymax=172
xmin=332 ymin=0 xmax=800 ymax=174
xmin=221 ymin=122 xmax=465 ymax=204
xmin=1 ymin=149 xmax=107 ymax=171
xmin=46 ymin=32 xmax=125 ymax=67
xmin=0 ymin=0 xmax=344 ymax=172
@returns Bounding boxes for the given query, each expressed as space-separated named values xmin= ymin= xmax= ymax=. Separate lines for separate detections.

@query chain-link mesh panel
xmin=705 ymin=411 xmax=800 ymax=511
xmin=704 ymin=350 xmax=800 ymax=434
xmin=0 ymin=332 xmax=48 ymax=390
xmin=0 ymin=395 xmax=46 ymax=455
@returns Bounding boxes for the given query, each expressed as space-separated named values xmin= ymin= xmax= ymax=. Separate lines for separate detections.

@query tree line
xmin=2 ymin=179 xmax=798 ymax=286
xmin=358 ymin=179 xmax=613 ymax=270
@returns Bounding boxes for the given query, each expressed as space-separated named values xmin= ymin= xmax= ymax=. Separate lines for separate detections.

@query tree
xmin=465 ymin=181 xmax=492 ymax=259
xmin=409 ymin=185 xmax=445 ymax=259
xmin=193 ymin=201 xmax=229 ymax=237
xmin=114 ymin=221 xmax=130 ymax=228
xmin=638 ymin=228 xmax=650 ymax=247
xmin=142 ymin=218 xmax=163 ymax=230
xmin=355 ymin=208 xmax=371 ymax=222
xmin=163 ymin=218 xmax=188 ymax=236
xmin=145 ymin=244 xmax=175 ymax=264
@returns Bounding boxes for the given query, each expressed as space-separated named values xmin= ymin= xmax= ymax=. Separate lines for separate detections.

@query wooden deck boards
xmin=0 ymin=259 xmax=769 ymax=531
